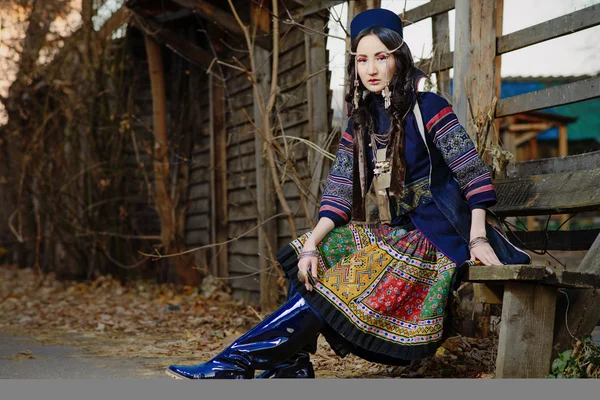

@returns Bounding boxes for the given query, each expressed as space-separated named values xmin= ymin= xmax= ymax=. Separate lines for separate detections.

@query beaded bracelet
xmin=468 ymin=236 xmax=489 ymax=251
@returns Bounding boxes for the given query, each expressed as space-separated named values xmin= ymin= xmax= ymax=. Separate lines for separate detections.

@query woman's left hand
xmin=470 ymin=242 xmax=502 ymax=266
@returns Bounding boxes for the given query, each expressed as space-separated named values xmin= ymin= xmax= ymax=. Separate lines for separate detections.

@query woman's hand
xmin=298 ymin=241 xmax=319 ymax=292
xmin=469 ymin=208 xmax=501 ymax=266
xmin=470 ymin=242 xmax=502 ymax=266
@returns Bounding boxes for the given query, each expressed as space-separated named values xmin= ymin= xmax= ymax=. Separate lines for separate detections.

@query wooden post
xmin=251 ymin=0 xmax=279 ymax=309
xmin=558 ymin=124 xmax=568 ymax=157
xmin=432 ymin=12 xmax=450 ymax=98
xmin=348 ymin=0 xmax=381 ymax=16
xmin=453 ymin=0 xmax=498 ymax=148
xmin=305 ymin=15 xmax=330 ymax=222
xmin=496 ymin=282 xmax=557 ymax=378
xmin=558 ymin=124 xmax=569 ymax=230
xmin=209 ymin=74 xmax=229 ymax=278
xmin=493 ymin=0 xmax=504 ymax=149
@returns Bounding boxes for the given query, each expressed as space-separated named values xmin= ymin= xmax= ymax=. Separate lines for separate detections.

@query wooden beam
xmin=506 ymin=150 xmax=600 ymax=178
xmin=496 ymin=282 xmax=557 ymax=378
xmin=98 ymin=6 xmax=130 ymax=39
xmin=497 ymin=4 xmax=600 ymax=55
xmin=169 ymin=0 xmax=271 ymax=50
xmin=496 ymin=75 xmax=600 ymax=117
xmin=490 ymin=168 xmax=600 ymax=217
xmin=291 ymin=0 xmax=345 ymax=17
xmin=467 ymin=265 xmax=548 ymax=282
xmin=507 ymin=122 xmax=553 ymax=132
xmin=402 ymin=0 xmax=455 ymax=26
xmin=134 ymin=12 xmax=214 ymax=70
xmin=512 ymin=131 xmax=539 ymax=147
xmin=467 ymin=265 xmax=600 ymax=289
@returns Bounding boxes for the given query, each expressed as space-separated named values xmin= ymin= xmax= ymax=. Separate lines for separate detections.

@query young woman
xmin=166 ymin=8 xmax=530 ymax=380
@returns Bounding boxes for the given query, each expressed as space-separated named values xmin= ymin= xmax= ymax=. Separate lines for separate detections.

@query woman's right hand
xmin=298 ymin=242 xmax=319 ymax=292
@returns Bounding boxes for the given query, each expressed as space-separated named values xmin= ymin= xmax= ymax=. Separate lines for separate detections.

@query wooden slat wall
xmin=276 ymin=17 xmax=328 ymax=249
xmin=224 ymin=51 xmax=262 ymax=299
xmin=222 ymin=10 xmax=332 ymax=301
xmin=184 ymin=66 xmax=211 ymax=252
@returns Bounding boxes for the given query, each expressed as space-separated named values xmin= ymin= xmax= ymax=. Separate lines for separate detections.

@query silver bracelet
xmin=297 ymin=249 xmax=319 ymax=260
xmin=468 ymin=236 xmax=489 ymax=250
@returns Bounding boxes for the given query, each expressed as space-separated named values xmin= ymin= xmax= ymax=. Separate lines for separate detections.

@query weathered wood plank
xmin=467 ymin=265 xmax=600 ymax=289
xmin=496 ymin=75 xmax=600 ymax=117
xmin=402 ymin=0 xmax=455 ymax=26
xmin=496 ymin=282 xmax=557 ymax=378
xmin=467 ymin=265 xmax=549 ymax=282
xmin=490 ymin=168 xmax=600 ymax=216
xmin=497 ymin=4 xmax=600 ymax=55
xmin=506 ymin=150 xmax=600 ymax=178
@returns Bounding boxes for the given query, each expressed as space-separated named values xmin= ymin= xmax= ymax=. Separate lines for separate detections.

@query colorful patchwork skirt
xmin=277 ymin=223 xmax=458 ymax=364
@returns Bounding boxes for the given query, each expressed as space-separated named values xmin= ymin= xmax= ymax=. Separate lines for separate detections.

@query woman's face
xmin=355 ymin=34 xmax=397 ymax=94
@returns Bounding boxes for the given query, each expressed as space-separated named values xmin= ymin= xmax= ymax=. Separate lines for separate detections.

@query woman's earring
xmin=353 ymin=79 xmax=360 ymax=109
xmin=382 ymin=82 xmax=392 ymax=109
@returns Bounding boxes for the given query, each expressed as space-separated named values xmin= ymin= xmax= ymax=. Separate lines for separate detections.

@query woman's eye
xmin=376 ymin=56 xmax=388 ymax=62
xmin=357 ymin=58 xmax=367 ymax=63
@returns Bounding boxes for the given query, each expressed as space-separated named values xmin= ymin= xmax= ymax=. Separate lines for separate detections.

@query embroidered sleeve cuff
xmin=466 ymin=191 xmax=497 ymax=210
xmin=318 ymin=209 xmax=349 ymax=227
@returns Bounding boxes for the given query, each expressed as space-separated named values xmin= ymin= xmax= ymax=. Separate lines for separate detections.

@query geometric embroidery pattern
xmin=292 ymin=223 xmax=456 ymax=346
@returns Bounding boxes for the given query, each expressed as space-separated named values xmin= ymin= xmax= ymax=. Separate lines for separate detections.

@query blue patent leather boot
xmin=254 ymin=284 xmax=318 ymax=379
xmin=253 ymin=344 xmax=316 ymax=379
xmin=166 ymin=292 xmax=322 ymax=379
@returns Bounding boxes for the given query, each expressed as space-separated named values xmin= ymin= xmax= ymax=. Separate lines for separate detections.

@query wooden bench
xmin=463 ymin=150 xmax=600 ymax=378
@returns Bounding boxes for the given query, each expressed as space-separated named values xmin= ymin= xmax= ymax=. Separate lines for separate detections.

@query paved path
xmin=0 ymin=333 xmax=170 ymax=379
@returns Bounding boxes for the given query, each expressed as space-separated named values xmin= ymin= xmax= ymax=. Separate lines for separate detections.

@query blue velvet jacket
xmin=318 ymin=91 xmax=531 ymax=269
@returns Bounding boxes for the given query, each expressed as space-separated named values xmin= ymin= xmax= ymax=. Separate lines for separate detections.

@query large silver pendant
xmin=373 ymin=148 xmax=392 ymax=223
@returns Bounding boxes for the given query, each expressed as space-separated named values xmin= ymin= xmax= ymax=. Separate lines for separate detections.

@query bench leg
xmin=495 ymin=282 xmax=557 ymax=378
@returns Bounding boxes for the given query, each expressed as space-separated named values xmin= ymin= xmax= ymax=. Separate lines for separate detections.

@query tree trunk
xmin=2 ymin=0 xmax=61 ymax=268
xmin=144 ymin=34 xmax=201 ymax=286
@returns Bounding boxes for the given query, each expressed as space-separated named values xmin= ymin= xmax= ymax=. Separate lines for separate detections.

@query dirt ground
xmin=0 ymin=265 xmax=497 ymax=379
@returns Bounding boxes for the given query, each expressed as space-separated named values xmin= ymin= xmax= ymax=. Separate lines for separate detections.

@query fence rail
xmin=496 ymin=75 xmax=600 ymax=117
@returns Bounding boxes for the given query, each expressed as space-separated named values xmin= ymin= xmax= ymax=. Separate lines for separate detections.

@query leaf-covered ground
xmin=0 ymin=265 xmax=496 ymax=378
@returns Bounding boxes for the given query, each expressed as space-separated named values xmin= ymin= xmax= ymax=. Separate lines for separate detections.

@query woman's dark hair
xmin=345 ymin=26 xmax=415 ymax=143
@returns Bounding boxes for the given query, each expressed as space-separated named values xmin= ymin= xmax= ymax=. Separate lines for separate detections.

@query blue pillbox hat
xmin=350 ymin=8 xmax=404 ymax=41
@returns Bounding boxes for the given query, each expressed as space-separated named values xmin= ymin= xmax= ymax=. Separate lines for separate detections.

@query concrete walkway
xmin=0 ymin=333 xmax=170 ymax=379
